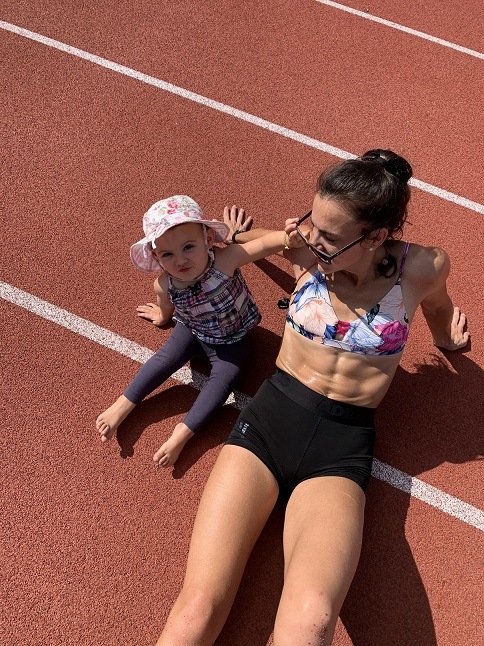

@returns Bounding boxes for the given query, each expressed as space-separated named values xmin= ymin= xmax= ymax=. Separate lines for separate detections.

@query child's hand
xmin=434 ymin=307 xmax=470 ymax=351
xmin=223 ymin=205 xmax=253 ymax=243
xmin=137 ymin=303 xmax=166 ymax=327
xmin=284 ymin=217 xmax=305 ymax=249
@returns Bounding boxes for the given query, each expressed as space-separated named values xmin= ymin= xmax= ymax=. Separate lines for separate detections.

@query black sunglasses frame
xmin=295 ymin=210 xmax=366 ymax=265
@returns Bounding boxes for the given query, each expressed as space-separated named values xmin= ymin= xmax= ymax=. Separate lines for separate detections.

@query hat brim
xmin=130 ymin=220 xmax=230 ymax=272
xmin=130 ymin=239 xmax=161 ymax=272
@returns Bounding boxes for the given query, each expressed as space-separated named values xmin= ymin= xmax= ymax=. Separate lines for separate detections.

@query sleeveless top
xmin=168 ymin=261 xmax=261 ymax=345
xmin=286 ymin=243 xmax=411 ymax=356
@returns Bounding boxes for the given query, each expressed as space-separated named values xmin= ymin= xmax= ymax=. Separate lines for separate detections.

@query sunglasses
xmin=295 ymin=210 xmax=366 ymax=265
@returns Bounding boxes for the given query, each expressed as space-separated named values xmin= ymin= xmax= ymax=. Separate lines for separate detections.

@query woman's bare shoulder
xmin=404 ymin=242 xmax=450 ymax=284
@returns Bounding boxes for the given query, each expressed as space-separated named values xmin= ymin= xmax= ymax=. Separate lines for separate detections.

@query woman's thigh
xmin=181 ymin=444 xmax=280 ymax=606
xmin=274 ymin=476 xmax=366 ymax=643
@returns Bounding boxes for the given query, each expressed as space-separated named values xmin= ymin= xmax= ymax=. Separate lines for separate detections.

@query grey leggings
xmin=124 ymin=322 xmax=246 ymax=433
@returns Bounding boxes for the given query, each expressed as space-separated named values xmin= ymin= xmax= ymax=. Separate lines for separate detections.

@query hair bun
xmin=361 ymin=149 xmax=413 ymax=183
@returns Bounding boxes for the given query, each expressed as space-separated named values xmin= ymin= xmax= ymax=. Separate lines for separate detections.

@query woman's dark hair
xmin=316 ymin=149 xmax=413 ymax=239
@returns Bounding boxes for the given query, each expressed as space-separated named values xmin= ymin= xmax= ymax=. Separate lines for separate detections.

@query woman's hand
xmin=434 ymin=307 xmax=470 ymax=351
xmin=284 ymin=217 xmax=305 ymax=249
xmin=137 ymin=303 xmax=166 ymax=327
xmin=223 ymin=205 xmax=253 ymax=244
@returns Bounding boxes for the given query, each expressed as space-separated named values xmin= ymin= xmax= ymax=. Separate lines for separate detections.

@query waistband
xmin=269 ymin=369 xmax=375 ymax=426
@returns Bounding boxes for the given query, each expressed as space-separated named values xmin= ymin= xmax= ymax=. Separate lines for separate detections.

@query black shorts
xmin=225 ymin=369 xmax=376 ymax=496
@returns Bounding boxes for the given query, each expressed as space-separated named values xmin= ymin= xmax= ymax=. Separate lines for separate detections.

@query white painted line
xmin=372 ymin=460 xmax=484 ymax=531
xmin=0 ymin=281 xmax=250 ymax=410
xmin=2 ymin=280 xmax=483 ymax=531
xmin=316 ymin=1 xmax=484 ymax=60
xmin=1 ymin=20 xmax=483 ymax=216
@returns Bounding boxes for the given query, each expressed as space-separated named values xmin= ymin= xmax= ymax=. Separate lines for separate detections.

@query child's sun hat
xmin=130 ymin=195 xmax=229 ymax=272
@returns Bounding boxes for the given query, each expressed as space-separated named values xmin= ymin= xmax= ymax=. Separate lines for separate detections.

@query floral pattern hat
xmin=130 ymin=195 xmax=229 ymax=272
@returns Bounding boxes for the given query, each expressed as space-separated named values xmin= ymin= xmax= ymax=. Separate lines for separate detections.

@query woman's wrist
xmin=231 ymin=229 xmax=245 ymax=244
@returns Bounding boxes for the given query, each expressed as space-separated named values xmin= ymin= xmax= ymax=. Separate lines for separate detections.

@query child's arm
xmin=418 ymin=248 xmax=469 ymax=350
xmin=137 ymin=274 xmax=175 ymax=327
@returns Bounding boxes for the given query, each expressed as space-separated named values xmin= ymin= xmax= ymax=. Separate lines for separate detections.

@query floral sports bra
xmin=286 ymin=243 xmax=410 ymax=356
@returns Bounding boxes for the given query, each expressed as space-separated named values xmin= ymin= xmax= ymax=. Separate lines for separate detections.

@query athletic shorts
xmin=225 ymin=369 xmax=376 ymax=496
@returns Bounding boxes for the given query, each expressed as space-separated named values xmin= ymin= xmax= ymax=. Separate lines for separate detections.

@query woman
xmin=157 ymin=150 xmax=469 ymax=645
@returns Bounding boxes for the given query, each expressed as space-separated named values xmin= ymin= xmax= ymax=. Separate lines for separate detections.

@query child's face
xmin=152 ymin=222 xmax=214 ymax=280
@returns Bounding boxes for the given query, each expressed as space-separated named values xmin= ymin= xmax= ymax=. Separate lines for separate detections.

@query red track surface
xmin=1 ymin=2 xmax=483 ymax=644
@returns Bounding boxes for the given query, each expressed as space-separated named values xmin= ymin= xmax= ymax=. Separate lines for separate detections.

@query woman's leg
xmin=273 ymin=476 xmax=366 ymax=646
xmin=157 ymin=445 xmax=279 ymax=645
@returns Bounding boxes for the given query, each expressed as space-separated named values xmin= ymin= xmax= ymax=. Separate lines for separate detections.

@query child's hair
xmin=316 ymin=149 xmax=413 ymax=239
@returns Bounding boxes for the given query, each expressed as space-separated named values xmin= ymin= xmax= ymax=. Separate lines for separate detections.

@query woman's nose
xmin=311 ymin=231 xmax=326 ymax=250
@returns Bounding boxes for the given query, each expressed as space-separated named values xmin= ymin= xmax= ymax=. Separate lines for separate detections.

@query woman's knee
xmin=273 ymin=590 xmax=337 ymax=645
xmin=161 ymin=585 xmax=227 ymax=643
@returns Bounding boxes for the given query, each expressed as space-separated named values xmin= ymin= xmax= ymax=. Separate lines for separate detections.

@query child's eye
xmin=184 ymin=244 xmax=195 ymax=251
xmin=160 ymin=252 xmax=172 ymax=258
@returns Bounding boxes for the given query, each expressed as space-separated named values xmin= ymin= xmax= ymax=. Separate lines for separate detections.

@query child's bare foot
xmin=96 ymin=395 xmax=136 ymax=442
xmin=153 ymin=423 xmax=195 ymax=469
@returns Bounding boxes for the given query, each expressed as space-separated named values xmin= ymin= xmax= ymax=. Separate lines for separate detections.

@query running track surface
xmin=1 ymin=2 xmax=483 ymax=644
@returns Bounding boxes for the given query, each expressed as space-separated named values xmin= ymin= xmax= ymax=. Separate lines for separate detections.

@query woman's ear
xmin=364 ymin=228 xmax=388 ymax=248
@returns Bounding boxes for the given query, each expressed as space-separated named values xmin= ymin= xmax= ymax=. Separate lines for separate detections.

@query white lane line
xmin=372 ymin=461 xmax=483 ymax=530
xmin=316 ymin=1 xmax=484 ymax=60
xmin=1 ymin=20 xmax=483 ymax=216
xmin=2 ymin=280 xmax=483 ymax=531
xmin=0 ymin=281 xmax=250 ymax=410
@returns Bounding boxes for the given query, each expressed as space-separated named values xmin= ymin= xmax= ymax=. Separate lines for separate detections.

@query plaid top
xmin=168 ymin=264 xmax=261 ymax=344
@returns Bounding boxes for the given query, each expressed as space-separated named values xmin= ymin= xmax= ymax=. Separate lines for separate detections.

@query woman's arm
xmin=418 ymin=249 xmax=469 ymax=350
xmin=219 ymin=204 xmax=311 ymax=274
xmin=136 ymin=274 xmax=175 ymax=327
xmin=216 ymin=215 xmax=305 ymax=275
xmin=223 ymin=205 xmax=272 ymax=244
